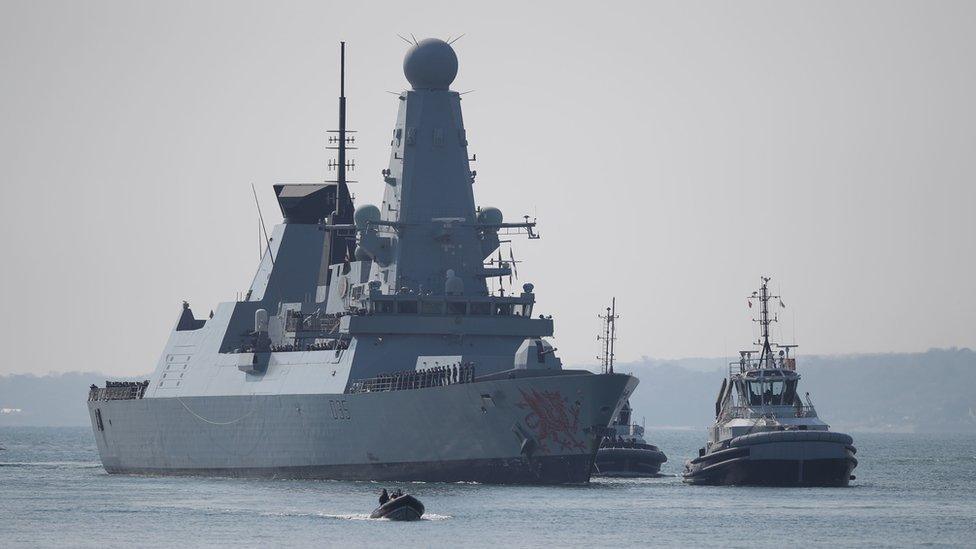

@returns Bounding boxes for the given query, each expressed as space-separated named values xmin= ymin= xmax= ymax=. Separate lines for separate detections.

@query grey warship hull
xmin=89 ymin=372 xmax=636 ymax=484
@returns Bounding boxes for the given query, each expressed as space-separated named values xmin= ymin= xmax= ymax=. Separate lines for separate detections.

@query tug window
xmin=768 ymin=380 xmax=785 ymax=405
xmin=748 ymin=379 xmax=787 ymax=405
xmin=747 ymin=381 xmax=763 ymax=406
xmin=784 ymin=379 xmax=798 ymax=405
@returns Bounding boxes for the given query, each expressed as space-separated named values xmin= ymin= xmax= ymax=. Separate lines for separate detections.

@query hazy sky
xmin=1 ymin=1 xmax=973 ymax=376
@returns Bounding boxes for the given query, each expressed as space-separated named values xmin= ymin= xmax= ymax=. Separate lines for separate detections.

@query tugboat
xmin=593 ymin=400 xmax=667 ymax=477
xmin=683 ymin=278 xmax=857 ymax=486
xmin=591 ymin=299 xmax=668 ymax=478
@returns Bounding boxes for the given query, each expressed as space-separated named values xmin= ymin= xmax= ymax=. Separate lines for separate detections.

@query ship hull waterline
xmin=88 ymin=372 xmax=637 ymax=485
xmin=592 ymin=447 xmax=668 ymax=478
xmin=683 ymin=434 xmax=857 ymax=487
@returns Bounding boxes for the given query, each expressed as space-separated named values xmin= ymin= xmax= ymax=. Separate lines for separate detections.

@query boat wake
xmin=0 ymin=461 xmax=102 ymax=469
xmin=261 ymin=511 xmax=451 ymax=521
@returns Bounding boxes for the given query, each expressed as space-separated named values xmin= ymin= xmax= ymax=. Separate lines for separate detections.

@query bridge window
xmin=747 ymin=379 xmax=789 ymax=405
xmin=747 ymin=381 xmax=762 ymax=405
xmin=397 ymin=300 xmax=418 ymax=314
xmin=447 ymin=301 xmax=466 ymax=315
xmin=469 ymin=302 xmax=491 ymax=315
xmin=421 ymin=301 xmax=444 ymax=315
xmin=373 ymin=301 xmax=394 ymax=314
xmin=493 ymin=303 xmax=513 ymax=316
xmin=768 ymin=380 xmax=785 ymax=405
xmin=784 ymin=379 xmax=798 ymax=404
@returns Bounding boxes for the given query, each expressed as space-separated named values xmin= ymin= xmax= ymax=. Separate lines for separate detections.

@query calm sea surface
xmin=0 ymin=427 xmax=973 ymax=548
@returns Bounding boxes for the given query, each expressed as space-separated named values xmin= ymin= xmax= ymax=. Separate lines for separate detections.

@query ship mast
xmin=598 ymin=298 xmax=618 ymax=374
xmin=328 ymin=42 xmax=355 ymax=223
xmin=324 ymin=41 xmax=357 ymax=266
xmin=753 ymin=277 xmax=778 ymax=367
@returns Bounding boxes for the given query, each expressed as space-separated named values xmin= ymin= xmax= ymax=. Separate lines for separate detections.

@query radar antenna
xmin=597 ymin=298 xmax=618 ymax=374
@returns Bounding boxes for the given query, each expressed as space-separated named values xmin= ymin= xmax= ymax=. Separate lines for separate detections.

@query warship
xmin=590 ymin=300 xmax=667 ymax=478
xmin=86 ymin=38 xmax=637 ymax=484
xmin=683 ymin=278 xmax=857 ymax=486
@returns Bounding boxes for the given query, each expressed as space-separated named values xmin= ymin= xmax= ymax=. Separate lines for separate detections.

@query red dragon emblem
xmin=517 ymin=388 xmax=585 ymax=453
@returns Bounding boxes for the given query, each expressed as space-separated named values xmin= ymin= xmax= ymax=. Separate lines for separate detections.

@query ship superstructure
xmin=86 ymin=39 xmax=636 ymax=484
xmin=683 ymin=278 xmax=857 ymax=486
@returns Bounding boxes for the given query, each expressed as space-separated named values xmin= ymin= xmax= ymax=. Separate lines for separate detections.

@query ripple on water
xmin=2 ymin=428 xmax=976 ymax=547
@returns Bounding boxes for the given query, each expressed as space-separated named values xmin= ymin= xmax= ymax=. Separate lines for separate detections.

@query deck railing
xmin=347 ymin=364 xmax=475 ymax=394
xmin=722 ymin=405 xmax=817 ymax=420
xmin=88 ymin=381 xmax=149 ymax=402
xmin=729 ymin=357 xmax=797 ymax=376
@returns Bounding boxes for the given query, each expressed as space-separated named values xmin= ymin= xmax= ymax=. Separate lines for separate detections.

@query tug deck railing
xmin=722 ymin=405 xmax=818 ymax=420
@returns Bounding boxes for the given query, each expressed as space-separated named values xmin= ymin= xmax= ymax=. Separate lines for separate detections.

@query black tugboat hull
xmin=683 ymin=431 xmax=857 ymax=487
xmin=593 ymin=447 xmax=668 ymax=478
xmin=370 ymin=494 xmax=425 ymax=521
xmin=684 ymin=456 xmax=856 ymax=486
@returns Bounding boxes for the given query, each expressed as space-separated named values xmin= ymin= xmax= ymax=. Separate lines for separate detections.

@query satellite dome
xmin=403 ymin=38 xmax=458 ymax=90
xmin=354 ymin=204 xmax=381 ymax=229
xmin=477 ymin=207 xmax=503 ymax=225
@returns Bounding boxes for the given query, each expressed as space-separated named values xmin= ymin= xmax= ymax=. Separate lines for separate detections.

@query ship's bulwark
xmin=89 ymin=373 xmax=637 ymax=484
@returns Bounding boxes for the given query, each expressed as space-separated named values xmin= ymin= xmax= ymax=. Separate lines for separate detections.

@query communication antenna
xmin=597 ymin=298 xmax=619 ymax=374
xmin=497 ymin=248 xmax=505 ymax=295
xmin=323 ymin=42 xmax=359 ymax=265
xmin=508 ymin=247 xmax=520 ymax=281
xmin=749 ymin=276 xmax=780 ymax=367
xmin=327 ymin=42 xmax=356 ymax=221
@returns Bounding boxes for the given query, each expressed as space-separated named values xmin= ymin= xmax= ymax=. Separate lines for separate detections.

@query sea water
xmin=1 ymin=427 xmax=973 ymax=548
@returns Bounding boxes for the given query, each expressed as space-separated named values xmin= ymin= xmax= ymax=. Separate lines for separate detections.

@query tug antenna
xmin=597 ymin=298 xmax=619 ymax=374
